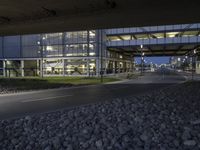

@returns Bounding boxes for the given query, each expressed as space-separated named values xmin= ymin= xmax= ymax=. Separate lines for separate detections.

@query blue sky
xmin=135 ymin=57 xmax=170 ymax=65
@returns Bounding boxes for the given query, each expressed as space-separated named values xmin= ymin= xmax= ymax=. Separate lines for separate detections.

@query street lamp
xmin=192 ymin=49 xmax=197 ymax=80
xmin=38 ymin=38 xmax=44 ymax=78
xmin=141 ymin=45 xmax=144 ymax=75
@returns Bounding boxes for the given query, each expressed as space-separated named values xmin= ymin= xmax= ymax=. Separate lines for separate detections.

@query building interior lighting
xmin=46 ymin=46 xmax=53 ymax=51
xmin=121 ymin=35 xmax=131 ymax=40
xmin=166 ymin=32 xmax=180 ymax=38
xmin=89 ymin=52 xmax=95 ymax=56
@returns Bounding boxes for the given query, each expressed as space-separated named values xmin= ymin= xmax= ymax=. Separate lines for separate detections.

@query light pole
xmin=41 ymin=46 xmax=44 ymax=78
xmin=140 ymin=45 xmax=144 ymax=75
xmin=39 ymin=36 xmax=45 ymax=78
xmin=100 ymin=30 xmax=103 ymax=83
xmin=192 ymin=49 xmax=197 ymax=80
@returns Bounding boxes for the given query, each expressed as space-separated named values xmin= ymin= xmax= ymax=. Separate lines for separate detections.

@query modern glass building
xmin=0 ymin=30 xmax=134 ymax=77
xmin=1 ymin=23 xmax=200 ymax=77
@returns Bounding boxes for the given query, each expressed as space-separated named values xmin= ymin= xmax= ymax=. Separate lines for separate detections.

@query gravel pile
xmin=0 ymin=86 xmax=70 ymax=95
xmin=0 ymin=86 xmax=21 ymax=95
xmin=1 ymin=82 xmax=200 ymax=149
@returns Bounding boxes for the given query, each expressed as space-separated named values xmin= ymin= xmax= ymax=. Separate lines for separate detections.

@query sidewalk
xmin=177 ymin=71 xmax=200 ymax=80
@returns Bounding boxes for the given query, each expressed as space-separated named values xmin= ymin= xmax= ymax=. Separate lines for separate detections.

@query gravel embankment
xmin=1 ymin=82 xmax=200 ymax=149
xmin=0 ymin=86 xmax=23 ymax=95
xmin=0 ymin=85 xmax=71 ymax=95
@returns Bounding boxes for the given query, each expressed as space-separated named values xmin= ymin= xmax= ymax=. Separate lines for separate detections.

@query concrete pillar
xmin=3 ymin=60 xmax=6 ymax=77
xmin=63 ymin=59 xmax=65 ymax=76
xmin=123 ymin=62 xmax=126 ymax=73
xmin=118 ymin=62 xmax=121 ymax=74
xmin=104 ymin=59 xmax=107 ymax=75
xmin=196 ymin=61 xmax=200 ymax=74
xmin=114 ymin=61 xmax=117 ymax=74
xmin=21 ymin=60 xmax=24 ymax=77
xmin=113 ymin=61 xmax=115 ymax=74
xmin=37 ymin=60 xmax=40 ymax=76
xmin=96 ymin=58 xmax=100 ymax=77
xmin=40 ymin=59 xmax=43 ymax=77
xmin=87 ymin=59 xmax=90 ymax=76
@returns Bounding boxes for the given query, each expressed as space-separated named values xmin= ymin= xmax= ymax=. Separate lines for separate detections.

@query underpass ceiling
xmin=0 ymin=0 xmax=200 ymax=35
xmin=108 ymin=44 xmax=199 ymax=57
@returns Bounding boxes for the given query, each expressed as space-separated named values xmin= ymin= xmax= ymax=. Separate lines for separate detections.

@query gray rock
xmin=0 ymin=130 xmax=4 ymax=141
xmin=44 ymin=146 xmax=51 ymax=150
xmin=182 ymin=130 xmax=191 ymax=140
xmin=25 ymin=116 xmax=31 ymax=121
xmin=66 ymin=145 xmax=73 ymax=150
xmin=118 ymin=124 xmax=130 ymax=135
xmin=82 ymin=129 xmax=89 ymax=134
xmin=191 ymin=119 xmax=200 ymax=125
xmin=63 ymin=141 xmax=68 ymax=147
xmin=11 ymin=138 xmax=18 ymax=145
xmin=173 ymin=139 xmax=179 ymax=147
xmin=52 ymin=137 xmax=61 ymax=149
xmin=140 ymin=133 xmax=149 ymax=142
xmin=1 ymin=82 xmax=200 ymax=150
xmin=184 ymin=140 xmax=196 ymax=146
xmin=82 ymin=142 xmax=89 ymax=148
xmin=95 ymin=140 xmax=103 ymax=148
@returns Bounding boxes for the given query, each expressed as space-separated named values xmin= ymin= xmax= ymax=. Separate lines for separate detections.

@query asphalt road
xmin=0 ymin=69 xmax=186 ymax=120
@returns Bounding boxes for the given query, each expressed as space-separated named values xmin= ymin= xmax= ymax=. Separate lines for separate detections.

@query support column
xmin=63 ymin=59 xmax=65 ymax=76
xmin=37 ymin=60 xmax=40 ymax=76
xmin=40 ymin=59 xmax=43 ymax=77
xmin=196 ymin=62 xmax=200 ymax=74
xmin=114 ymin=61 xmax=117 ymax=74
xmin=96 ymin=58 xmax=100 ymax=77
xmin=21 ymin=60 xmax=24 ymax=77
xmin=113 ymin=61 xmax=115 ymax=75
xmin=118 ymin=62 xmax=121 ymax=74
xmin=3 ymin=60 xmax=6 ymax=77
xmin=87 ymin=59 xmax=90 ymax=76
xmin=123 ymin=61 xmax=126 ymax=73
xmin=104 ymin=59 xmax=107 ymax=75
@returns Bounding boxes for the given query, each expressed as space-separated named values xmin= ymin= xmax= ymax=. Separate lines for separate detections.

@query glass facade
xmin=21 ymin=34 xmax=40 ymax=58
xmin=0 ymin=61 xmax=3 ymax=76
xmin=42 ymin=33 xmax=63 ymax=57
xmin=0 ymin=29 xmax=134 ymax=77
xmin=1 ymin=23 xmax=200 ymax=77
xmin=3 ymin=36 xmax=21 ymax=58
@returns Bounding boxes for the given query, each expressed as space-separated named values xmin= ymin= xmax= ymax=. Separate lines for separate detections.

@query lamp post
xmin=100 ymin=30 xmax=103 ymax=83
xmin=39 ymin=36 xmax=45 ymax=78
xmin=41 ymin=46 xmax=44 ymax=78
xmin=192 ymin=49 xmax=197 ymax=80
xmin=140 ymin=45 xmax=144 ymax=75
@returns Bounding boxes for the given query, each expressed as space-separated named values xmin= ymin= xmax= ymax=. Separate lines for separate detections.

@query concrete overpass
xmin=0 ymin=0 xmax=200 ymax=35
xmin=106 ymin=24 xmax=200 ymax=57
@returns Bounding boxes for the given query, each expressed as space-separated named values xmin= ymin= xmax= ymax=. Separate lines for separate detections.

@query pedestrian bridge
xmin=106 ymin=24 xmax=200 ymax=56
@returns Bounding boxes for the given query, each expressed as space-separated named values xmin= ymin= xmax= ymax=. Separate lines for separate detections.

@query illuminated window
xmin=166 ymin=32 xmax=179 ymax=38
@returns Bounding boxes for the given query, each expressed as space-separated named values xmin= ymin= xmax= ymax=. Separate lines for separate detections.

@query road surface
xmin=0 ymin=69 xmax=186 ymax=120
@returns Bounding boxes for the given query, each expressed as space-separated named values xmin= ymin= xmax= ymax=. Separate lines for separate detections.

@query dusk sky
xmin=135 ymin=57 xmax=170 ymax=65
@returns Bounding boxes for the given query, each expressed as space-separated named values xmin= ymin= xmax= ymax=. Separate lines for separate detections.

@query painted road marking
xmin=21 ymin=95 xmax=73 ymax=103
